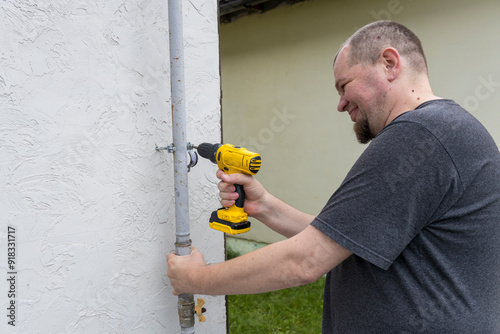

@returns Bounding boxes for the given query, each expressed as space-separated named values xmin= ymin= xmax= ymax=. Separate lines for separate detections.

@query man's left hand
xmin=167 ymin=247 xmax=207 ymax=295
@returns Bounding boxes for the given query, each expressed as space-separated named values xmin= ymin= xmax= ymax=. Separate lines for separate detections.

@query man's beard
xmin=354 ymin=117 xmax=374 ymax=144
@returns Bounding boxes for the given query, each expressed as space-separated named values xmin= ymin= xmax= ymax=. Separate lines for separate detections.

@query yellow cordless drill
xmin=197 ymin=143 xmax=262 ymax=235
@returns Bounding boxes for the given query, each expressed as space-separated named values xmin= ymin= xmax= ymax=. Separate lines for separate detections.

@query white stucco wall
xmin=0 ymin=1 xmax=225 ymax=333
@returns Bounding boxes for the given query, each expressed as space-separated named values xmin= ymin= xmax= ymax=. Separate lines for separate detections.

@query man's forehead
xmin=334 ymin=46 xmax=350 ymax=70
xmin=334 ymin=46 xmax=350 ymax=82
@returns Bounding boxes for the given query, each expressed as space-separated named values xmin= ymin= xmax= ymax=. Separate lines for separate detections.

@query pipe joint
xmin=178 ymin=294 xmax=196 ymax=328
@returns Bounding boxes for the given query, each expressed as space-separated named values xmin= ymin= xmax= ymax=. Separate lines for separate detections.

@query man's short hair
xmin=338 ymin=21 xmax=428 ymax=74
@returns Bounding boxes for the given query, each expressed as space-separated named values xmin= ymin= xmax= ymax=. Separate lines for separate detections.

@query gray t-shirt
xmin=312 ymin=100 xmax=500 ymax=333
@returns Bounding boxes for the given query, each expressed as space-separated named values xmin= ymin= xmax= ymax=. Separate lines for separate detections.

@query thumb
xmin=167 ymin=252 xmax=177 ymax=262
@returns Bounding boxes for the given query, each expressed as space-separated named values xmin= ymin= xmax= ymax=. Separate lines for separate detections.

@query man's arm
xmin=167 ymin=225 xmax=352 ymax=295
xmin=217 ymin=170 xmax=314 ymax=238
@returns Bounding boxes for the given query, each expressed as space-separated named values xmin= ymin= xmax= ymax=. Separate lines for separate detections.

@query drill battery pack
xmin=209 ymin=209 xmax=251 ymax=235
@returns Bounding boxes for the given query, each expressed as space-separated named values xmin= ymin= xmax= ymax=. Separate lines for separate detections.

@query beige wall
xmin=220 ymin=0 xmax=500 ymax=243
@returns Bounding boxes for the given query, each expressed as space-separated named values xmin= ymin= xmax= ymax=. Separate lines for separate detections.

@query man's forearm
xmin=197 ymin=239 xmax=308 ymax=295
xmin=167 ymin=226 xmax=352 ymax=296
xmin=180 ymin=226 xmax=351 ymax=296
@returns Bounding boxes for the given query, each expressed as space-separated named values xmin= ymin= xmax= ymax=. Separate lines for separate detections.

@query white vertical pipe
xmin=169 ymin=0 xmax=189 ymax=256
xmin=168 ymin=0 xmax=195 ymax=332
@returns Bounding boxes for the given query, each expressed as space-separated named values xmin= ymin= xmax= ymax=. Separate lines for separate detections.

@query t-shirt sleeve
xmin=311 ymin=121 xmax=462 ymax=270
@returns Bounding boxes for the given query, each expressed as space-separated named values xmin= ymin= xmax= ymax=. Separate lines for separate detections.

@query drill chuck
xmin=197 ymin=143 xmax=220 ymax=164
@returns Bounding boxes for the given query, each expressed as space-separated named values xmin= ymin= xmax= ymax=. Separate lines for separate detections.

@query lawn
xmin=226 ymin=247 xmax=325 ymax=333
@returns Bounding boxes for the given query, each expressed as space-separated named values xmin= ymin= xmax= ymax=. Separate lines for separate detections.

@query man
xmin=167 ymin=21 xmax=500 ymax=333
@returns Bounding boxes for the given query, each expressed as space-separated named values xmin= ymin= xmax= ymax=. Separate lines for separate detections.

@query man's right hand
xmin=216 ymin=169 xmax=268 ymax=219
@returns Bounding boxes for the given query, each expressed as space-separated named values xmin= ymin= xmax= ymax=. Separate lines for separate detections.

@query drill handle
xmin=234 ymin=184 xmax=245 ymax=209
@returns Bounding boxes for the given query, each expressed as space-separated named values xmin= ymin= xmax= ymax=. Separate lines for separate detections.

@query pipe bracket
xmin=156 ymin=143 xmax=198 ymax=172
xmin=187 ymin=142 xmax=198 ymax=172
xmin=155 ymin=143 xmax=176 ymax=153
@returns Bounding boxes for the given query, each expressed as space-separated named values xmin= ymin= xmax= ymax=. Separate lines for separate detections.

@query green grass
xmin=226 ymin=247 xmax=325 ymax=334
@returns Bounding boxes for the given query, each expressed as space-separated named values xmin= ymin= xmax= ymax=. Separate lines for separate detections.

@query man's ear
xmin=380 ymin=47 xmax=401 ymax=82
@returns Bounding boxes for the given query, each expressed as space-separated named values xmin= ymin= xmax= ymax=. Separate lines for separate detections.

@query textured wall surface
xmin=0 ymin=1 xmax=225 ymax=333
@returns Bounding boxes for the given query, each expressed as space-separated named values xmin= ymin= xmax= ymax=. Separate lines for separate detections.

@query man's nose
xmin=337 ymin=96 xmax=348 ymax=112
